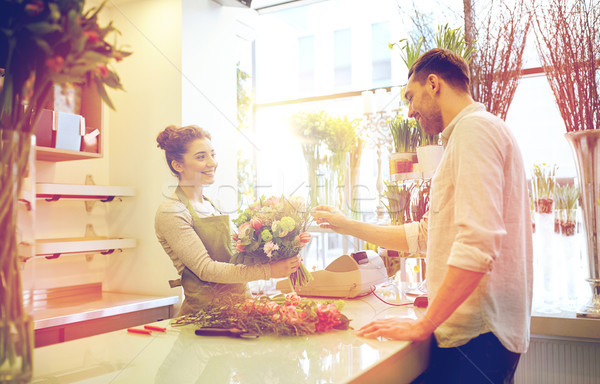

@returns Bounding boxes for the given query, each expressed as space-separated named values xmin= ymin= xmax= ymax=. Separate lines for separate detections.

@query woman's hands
xmin=270 ymin=255 xmax=302 ymax=278
xmin=311 ymin=205 xmax=355 ymax=235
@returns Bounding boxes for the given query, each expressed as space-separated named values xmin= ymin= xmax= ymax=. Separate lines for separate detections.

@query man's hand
xmin=311 ymin=205 xmax=354 ymax=235
xmin=357 ymin=317 xmax=433 ymax=341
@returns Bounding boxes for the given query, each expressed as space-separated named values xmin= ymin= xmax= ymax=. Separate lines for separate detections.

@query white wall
xmin=104 ymin=0 xmax=183 ymax=296
xmin=104 ymin=0 xmax=252 ymax=299
xmin=26 ymin=0 xmax=252 ymax=302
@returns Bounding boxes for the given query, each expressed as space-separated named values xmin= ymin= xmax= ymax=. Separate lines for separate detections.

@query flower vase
xmin=0 ymin=129 xmax=34 ymax=383
xmin=558 ymin=208 xmax=583 ymax=311
xmin=565 ymin=131 xmax=600 ymax=318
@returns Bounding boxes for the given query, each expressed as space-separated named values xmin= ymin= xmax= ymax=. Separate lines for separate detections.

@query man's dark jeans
xmin=416 ymin=332 xmax=521 ymax=384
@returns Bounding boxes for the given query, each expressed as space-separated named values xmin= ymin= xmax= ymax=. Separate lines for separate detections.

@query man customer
xmin=312 ymin=48 xmax=533 ymax=383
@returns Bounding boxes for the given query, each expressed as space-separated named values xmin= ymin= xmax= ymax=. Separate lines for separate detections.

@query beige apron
xmin=171 ymin=186 xmax=245 ymax=316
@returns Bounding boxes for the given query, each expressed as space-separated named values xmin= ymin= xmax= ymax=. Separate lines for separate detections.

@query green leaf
xmin=24 ymin=22 xmax=62 ymax=35
xmin=95 ymin=79 xmax=115 ymax=110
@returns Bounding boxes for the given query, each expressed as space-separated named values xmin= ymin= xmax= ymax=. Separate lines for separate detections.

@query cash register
xmin=276 ymin=250 xmax=388 ymax=298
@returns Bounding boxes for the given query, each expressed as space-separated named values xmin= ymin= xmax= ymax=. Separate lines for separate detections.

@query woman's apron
xmin=171 ymin=186 xmax=245 ymax=316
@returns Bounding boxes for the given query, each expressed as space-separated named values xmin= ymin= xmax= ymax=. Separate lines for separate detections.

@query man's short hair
xmin=408 ymin=48 xmax=470 ymax=93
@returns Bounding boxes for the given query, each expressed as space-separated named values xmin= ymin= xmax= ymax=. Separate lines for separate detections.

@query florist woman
xmin=155 ymin=125 xmax=301 ymax=315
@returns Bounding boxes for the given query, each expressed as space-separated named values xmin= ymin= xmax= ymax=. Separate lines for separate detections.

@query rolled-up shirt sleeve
xmin=404 ymin=210 xmax=429 ymax=254
xmin=446 ymin=116 xmax=507 ymax=273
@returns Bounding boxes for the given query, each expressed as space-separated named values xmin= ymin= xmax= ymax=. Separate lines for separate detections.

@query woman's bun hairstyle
xmin=156 ymin=125 xmax=211 ymax=178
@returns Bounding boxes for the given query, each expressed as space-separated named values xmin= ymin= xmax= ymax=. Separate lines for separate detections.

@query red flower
xmin=250 ymin=218 xmax=262 ymax=231
xmin=235 ymin=241 xmax=246 ymax=252
xmin=83 ymin=30 xmax=100 ymax=43
xmin=232 ymin=233 xmax=239 ymax=241
xmin=24 ymin=0 xmax=44 ymax=16
xmin=299 ymin=232 xmax=311 ymax=243
xmin=45 ymin=56 xmax=64 ymax=72
xmin=96 ymin=64 xmax=109 ymax=78
xmin=285 ymin=292 xmax=301 ymax=306
xmin=315 ymin=304 xmax=341 ymax=332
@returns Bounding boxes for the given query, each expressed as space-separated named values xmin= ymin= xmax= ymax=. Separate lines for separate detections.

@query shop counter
xmin=32 ymin=294 xmax=429 ymax=384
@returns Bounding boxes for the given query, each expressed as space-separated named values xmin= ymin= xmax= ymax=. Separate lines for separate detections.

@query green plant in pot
xmin=531 ymin=163 xmax=557 ymax=214
xmin=415 ymin=119 xmax=443 ymax=174
xmin=0 ymin=1 xmax=130 ymax=380
xmin=388 ymin=114 xmax=420 ymax=175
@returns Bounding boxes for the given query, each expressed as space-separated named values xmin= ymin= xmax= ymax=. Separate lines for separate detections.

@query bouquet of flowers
xmin=231 ymin=195 xmax=313 ymax=289
xmin=172 ymin=292 xmax=351 ymax=336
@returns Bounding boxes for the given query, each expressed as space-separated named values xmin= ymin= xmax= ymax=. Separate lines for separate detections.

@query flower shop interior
xmin=4 ymin=0 xmax=600 ymax=383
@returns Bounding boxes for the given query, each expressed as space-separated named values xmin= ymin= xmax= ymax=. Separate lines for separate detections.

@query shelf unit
xmin=35 ymin=237 xmax=136 ymax=259
xmin=35 ymin=80 xmax=103 ymax=162
xmin=36 ymin=147 xmax=102 ymax=162
xmin=36 ymin=183 xmax=136 ymax=201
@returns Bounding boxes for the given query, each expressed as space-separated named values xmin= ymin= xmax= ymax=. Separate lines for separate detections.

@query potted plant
xmin=531 ymin=163 xmax=557 ymax=214
xmin=388 ymin=114 xmax=420 ymax=175
xmin=0 ymin=1 xmax=130 ymax=379
xmin=415 ymin=121 xmax=443 ymax=175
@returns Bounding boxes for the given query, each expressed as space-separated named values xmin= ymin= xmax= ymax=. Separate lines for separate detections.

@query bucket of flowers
xmin=231 ymin=195 xmax=313 ymax=290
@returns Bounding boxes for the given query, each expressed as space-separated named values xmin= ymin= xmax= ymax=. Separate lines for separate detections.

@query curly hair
xmin=156 ymin=125 xmax=212 ymax=178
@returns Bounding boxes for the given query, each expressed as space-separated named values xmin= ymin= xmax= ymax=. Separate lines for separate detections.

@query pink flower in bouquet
xmin=250 ymin=218 xmax=262 ymax=231
xmin=266 ymin=196 xmax=282 ymax=207
xmin=267 ymin=301 xmax=280 ymax=313
xmin=263 ymin=241 xmax=279 ymax=258
xmin=235 ymin=241 xmax=246 ymax=252
xmin=285 ymin=292 xmax=301 ymax=306
xmin=231 ymin=195 xmax=314 ymax=289
xmin=242 ymin=299 xmax=255 ymax=311
xmin=299 ymin=232 xmax=312 ymax=245
xmin=237 ymin=222 xmax=253 ymax=242
xmin=316 ymin=304 xmax=342 ymax=332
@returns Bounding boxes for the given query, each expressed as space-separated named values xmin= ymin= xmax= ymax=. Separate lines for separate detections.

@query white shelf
xmin=35 ymin=237 xmax=136 ymax=258
xmin=36 ymin=183 xmax=135 ymax=201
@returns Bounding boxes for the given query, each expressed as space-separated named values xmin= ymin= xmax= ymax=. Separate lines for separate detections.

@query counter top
xmin=32 ymin=295 xmax=430 ymax=384
xmin=34 ymin=292 xmax=179 ymax=330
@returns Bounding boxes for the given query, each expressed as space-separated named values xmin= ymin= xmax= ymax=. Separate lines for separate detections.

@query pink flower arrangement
xmin=173 ymin=292 xmax=351 ymax=336
xmin=231 ymin=196 xmax=313 ymax=289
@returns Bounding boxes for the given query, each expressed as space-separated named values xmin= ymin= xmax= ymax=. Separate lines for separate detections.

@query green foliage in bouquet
xmin=231 ymin=195 xmax=313 ymax=289
xmin=172 ymin=292 xmax=351 ymax=336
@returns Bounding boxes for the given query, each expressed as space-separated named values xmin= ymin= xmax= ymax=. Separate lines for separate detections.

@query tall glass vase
xmin=565 ymin=131 xmax=600 ymax=318
xmin=0 ymin=128 xmax=34 ymax=383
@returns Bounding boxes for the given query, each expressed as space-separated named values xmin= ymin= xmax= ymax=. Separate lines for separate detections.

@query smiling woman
xmin=154 ymin=125 xmax=301 ymax=315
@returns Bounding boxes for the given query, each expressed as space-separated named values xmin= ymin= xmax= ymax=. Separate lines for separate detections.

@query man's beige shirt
xmin=405 ymin=103 xmax=533 ymax=353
